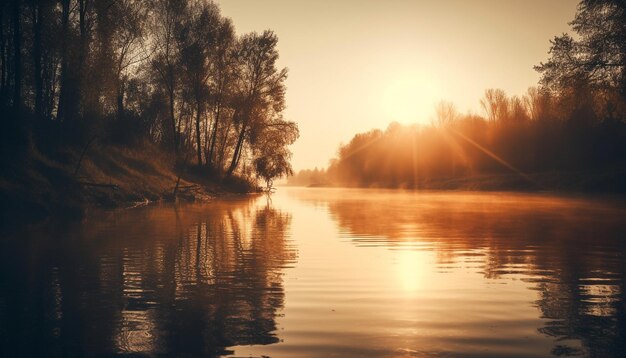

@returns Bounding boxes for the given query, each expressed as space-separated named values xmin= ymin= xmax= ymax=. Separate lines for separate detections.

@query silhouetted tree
xmin=226 ymin=31 xmax=287 ymax=177
xmin=0 ymin=0 xmax=298 ymax=186
xmin=252 ymin=120 xmax=299 ymax=189
xmin=207 ymin=17 xmax=236 ymax=169
xmin=536 ymin=0 xmax=626 ymax=105
xmin=149 ymin=0 xmax=186 ymax=154
xmin=110 ymin=0 xmax=148 ymax=121
xmin=480 ymin=89 xmax=508 ymax=123
xmin=12 ymin=0 xmax=21 ymax=113
xmin=179 ymin=1 xmax=220 ymax=165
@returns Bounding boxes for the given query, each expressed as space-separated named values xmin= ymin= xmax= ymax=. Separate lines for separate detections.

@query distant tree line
xmin=290 ymin=0 xmax=626 ymax=189
xmin=0 ymin=0 xmax=298 ymax=184
xmin=285 ymin=167 xmax=329 ymax=187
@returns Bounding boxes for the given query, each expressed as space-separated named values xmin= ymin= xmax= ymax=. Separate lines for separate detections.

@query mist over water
xmin=2 ymin=188 xmax=626 ymax=357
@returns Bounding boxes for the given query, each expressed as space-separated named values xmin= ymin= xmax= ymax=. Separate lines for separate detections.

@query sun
xmin=382 ymin=72 xmax=442 ymax=125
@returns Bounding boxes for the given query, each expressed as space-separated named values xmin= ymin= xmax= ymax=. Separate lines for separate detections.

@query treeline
xmin=0 ymin=0 xmax=297 ymax=185
xmin=324 ymin=87 xmax=626 ymax=188
xmin=285 ymin=167 xmax=330 ymax=187
xmin=290 ymin=0 xmax=626 ymax=190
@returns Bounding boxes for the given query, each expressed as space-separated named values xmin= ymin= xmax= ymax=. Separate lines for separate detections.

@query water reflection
xmin=3 ymin=189 xmax=626 ymax=357
xmin=0 ymin=197 xmax=296 ymax=356
xmin=293 ymin=189 xmax=626 ymax=357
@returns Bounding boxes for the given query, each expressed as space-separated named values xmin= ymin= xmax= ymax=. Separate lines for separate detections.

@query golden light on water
xmin=396 ymin=250 xmax=428 ymax=292
xmin=4 ymin=188 xmax=626 ymax=357
xmin=2 ymin=0 xmax=626 ymax=355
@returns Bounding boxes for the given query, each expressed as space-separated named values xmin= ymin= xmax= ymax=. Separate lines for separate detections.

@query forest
xmin=0 ymin=0 xmax=298 ymax=208
xmin=289 ymin=0 xmax=626 ymax=191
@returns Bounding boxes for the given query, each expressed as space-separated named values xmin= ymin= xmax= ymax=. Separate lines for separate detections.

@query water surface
xmin=1 ymin=188 xmax=625 ymax=357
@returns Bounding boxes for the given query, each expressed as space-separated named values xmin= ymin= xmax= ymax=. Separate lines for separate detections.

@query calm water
xmin=1 ymin=188 xmax=626 ymax=357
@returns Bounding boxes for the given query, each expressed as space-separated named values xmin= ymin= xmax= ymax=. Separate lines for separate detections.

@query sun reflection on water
xmin=395 ymin=250 xmax=428 ymax=293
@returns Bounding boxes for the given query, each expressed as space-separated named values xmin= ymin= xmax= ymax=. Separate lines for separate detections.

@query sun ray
xmin=447 ymin=127 xmax=543 ymax=189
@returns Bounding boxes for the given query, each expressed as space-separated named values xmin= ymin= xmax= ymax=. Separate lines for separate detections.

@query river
xmin=1 ymin=188 xmax=625 ymax=357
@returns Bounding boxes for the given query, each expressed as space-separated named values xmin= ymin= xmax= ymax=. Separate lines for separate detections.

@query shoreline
xmin=0 ymin=142 xmax=260 ymax=229
xmin=286 ymin=169 xmax=626 ymax=194
xmin=4 ymin=149 xmax=626 ymax=230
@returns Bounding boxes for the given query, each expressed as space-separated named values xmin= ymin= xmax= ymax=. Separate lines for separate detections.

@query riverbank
xmin=0 ymin=141 xmax=258 ymax=226
xmin=412 ymin=169 xmax=626 ymax=192
xmin=291 ymin=168 xmax=626 ymax=193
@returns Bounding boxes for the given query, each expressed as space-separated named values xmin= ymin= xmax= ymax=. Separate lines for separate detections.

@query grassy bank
xmin=0 ymin=141 xmax=258 ymax=226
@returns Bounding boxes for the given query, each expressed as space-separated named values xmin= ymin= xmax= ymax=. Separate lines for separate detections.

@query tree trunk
xmin=195 ymin=99 xmax=202 ymax=165
xmin=233 ymin=138 xmax=244 ymax=170
xmin=45 ymin=56 xmax=58 ymax=120
xmin=168 ymin=85 xmax=178 ymax=155
xmin=177 ymin=96 xmax=185 ymax=151
xmin=0 ymin=3 xmax=6 ymax=102
xmin=56 ymin=0 xmax=70 ymax=122
xmin=227 ymin=124 xmax=246 ymax=176
xmin=12 ymin=0 xmax=21 ymax=113
xmin=204 ymin=105 xmax=210 ymax=166
xmin=77 ymin=0 xmax=87 ymax=115
xmin=207 ymin=102 xmax=221 ymax=167
xmin=116 ymin=79 xmax=124 ymax=120
xmin=31 ymin=0 xmax=43 ymax=120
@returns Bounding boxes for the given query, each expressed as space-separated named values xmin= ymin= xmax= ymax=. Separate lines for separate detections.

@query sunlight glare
xmin=382 ymin=73 xmax=442 ymax=125
xmin=396 ymin=250 xmax=428 ymax=293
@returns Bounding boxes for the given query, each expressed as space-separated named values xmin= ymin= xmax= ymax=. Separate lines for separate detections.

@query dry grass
xmin=1 ymin=140 xmax=252 ymax=224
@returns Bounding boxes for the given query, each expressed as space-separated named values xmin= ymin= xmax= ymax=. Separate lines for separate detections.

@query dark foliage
xmin=0 ymin=0 xmax=298 ymax=184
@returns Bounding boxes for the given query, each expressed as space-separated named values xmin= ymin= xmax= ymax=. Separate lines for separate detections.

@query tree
xmin=207 ymin=17 xmax=235 ymax=169
xmin=480 ymin=89 xmax=508 ymax=122
xmin=179 ymin=1 xmax=220 ymax=165
xmin=434 ymin=101 xmax=458 ymax=127
xmin=226 ymin=30 xmax=287 ymax=177
xmin=253 ymin=120 xmax=299 ymax=190
xmin=109 ymin=0 xmax=148 ymax=121
xmin=149 ymin=0 xmax=186 ymax=154
xmin=536 ymin=0 xmax=626 ymax=100
xmin=30 ymin=0 xmax=43 ymax=120
xmin=12 ymin=0 xmax=20 ymax=113
xmin=56 ymin=0 xmax=72 ymax=123
xmin=0 ymin=0 xmax=300 ymax=185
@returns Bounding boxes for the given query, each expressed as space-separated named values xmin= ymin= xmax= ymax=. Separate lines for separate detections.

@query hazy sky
xmin=216 ymin=0 xmax=578 ymax=171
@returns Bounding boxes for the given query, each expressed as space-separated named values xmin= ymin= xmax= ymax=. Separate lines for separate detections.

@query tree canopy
xmin=0 ymin=0 xmax=298 ymax=186
xmin=536 ymin=0 xmax=626 ymax=103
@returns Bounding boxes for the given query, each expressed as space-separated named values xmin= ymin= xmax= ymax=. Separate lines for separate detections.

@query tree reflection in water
xmin=314 ymin=190 xmax=626 ymax=357
xmin=0 ymin=197 xmax=296 ymax=357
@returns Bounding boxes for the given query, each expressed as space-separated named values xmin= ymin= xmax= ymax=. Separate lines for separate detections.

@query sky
xmin=216 ymin=0 xmax=579 ymax=171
